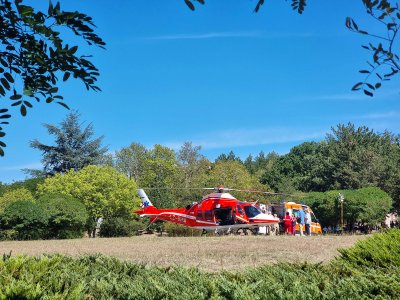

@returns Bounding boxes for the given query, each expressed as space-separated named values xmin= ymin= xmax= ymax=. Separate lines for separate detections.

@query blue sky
xmin=1 ymin=0 xmax=399 ymax=183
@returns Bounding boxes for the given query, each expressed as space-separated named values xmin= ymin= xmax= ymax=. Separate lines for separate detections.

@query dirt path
xmin=0 ymin=234 xmax=366 ymax=272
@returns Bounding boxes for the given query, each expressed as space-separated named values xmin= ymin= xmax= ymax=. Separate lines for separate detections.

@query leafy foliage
xmin=262 ymin=123 xmax=400 ymax=211
xmin=0 ymin=229 xmax=399 ymax=299
xmin=115 ymin=142 xmax=148 ymax=183
xmin=29 ymin=111 xmax=108 ymax=176
xmin=0 ymin=200 xmax=48 ymax=240
xmin=99 ymin=215 xmax=144 ymax=237
xmin=184 ymin=0 xmax=307 ymax=14
xmin=0 ymin=187 xmax=34 ymax=213
xmin=303 ymin=187 xmax=392 ymax=227
xmin=0 ymin=0 xmax=105 ymax=156
xmin=347 ymin=0 xmax=400 ymax=96
xmin=164 ymin=222 xmax=203 ymax=236
xmin=1 ymin=177 xmax=44 ymax=195
xmin=140 ymin=145 xmax=180 ymax=208
xmin=37 ymin=193 xmax=88 ymax=239
xmin=37 ymin=165 xmax=140 ymax=236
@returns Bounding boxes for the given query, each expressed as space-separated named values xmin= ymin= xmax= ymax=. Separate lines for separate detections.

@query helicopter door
xmin=214 ymin=207 xmax=234 ymax=225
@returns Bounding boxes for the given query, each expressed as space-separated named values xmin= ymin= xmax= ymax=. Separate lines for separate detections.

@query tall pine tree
xmin=30 ymin=111 xmax=108 ymax=175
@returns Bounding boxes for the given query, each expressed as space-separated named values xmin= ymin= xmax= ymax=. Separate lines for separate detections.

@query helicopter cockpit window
xmin=244 ymin=206 xmax=262 ymax=218
xmin=196 ymin=210 xmax=203 ymax=220
xmin=237 ymin=205 xmax=244 ymax=216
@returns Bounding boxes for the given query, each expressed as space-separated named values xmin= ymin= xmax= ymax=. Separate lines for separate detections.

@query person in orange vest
xmin=284 ymin=212 xmax=292 ymax=235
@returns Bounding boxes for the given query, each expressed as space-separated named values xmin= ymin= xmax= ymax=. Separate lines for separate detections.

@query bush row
xmin=0 ymin=229 xmax=399 ymax=299
xmin=0 ymin=194 xmax=145 ymax=240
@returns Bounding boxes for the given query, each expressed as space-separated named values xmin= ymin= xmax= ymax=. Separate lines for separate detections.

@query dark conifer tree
xmin=30 ymin=111 xmax=108 ymax=175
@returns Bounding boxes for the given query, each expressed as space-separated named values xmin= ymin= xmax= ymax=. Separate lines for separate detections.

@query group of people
xmin=283 ymin=208 xmax=312 ymax=236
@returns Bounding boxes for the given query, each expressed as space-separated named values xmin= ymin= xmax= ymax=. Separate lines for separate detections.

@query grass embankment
xmin=0 ymin=230 xmax=399 ymax=299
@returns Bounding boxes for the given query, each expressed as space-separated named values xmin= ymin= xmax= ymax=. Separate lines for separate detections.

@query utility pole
xmin=339 ymin=193 xmax=344 ymax=233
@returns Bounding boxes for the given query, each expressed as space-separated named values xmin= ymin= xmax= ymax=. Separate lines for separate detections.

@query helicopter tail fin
xmin=138 ymin=189 xmax=154 ymax=208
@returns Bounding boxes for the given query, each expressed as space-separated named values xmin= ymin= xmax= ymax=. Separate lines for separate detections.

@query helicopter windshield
xmin=244 ymin=205 xmax=262 ymax=218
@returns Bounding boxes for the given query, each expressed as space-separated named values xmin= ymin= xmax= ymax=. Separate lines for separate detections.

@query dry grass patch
xmin=0 ymin=234 xmax=366 ymax=272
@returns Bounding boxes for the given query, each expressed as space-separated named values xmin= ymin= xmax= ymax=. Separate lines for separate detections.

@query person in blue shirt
xmin=298 ymin=208 xmax=305 ymax=236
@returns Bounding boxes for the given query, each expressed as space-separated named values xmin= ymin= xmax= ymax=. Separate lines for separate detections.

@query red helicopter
xmin=134 ymin=186 xmax=280 ymax=233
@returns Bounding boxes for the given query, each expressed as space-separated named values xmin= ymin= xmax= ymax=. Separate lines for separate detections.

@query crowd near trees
xmin=0 ymin=112 xmax=399 ymax=240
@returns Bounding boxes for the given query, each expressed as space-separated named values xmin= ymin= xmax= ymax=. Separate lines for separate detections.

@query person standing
xmin=283 ymin=212 xmax=292 ymax=235
xmin=291 ymin=213 xmax=297 ymax=235
xmin=298 ymin=209 xmax=305 ymax=236
xmin=305 ymin=209 xmax=312 ymax=236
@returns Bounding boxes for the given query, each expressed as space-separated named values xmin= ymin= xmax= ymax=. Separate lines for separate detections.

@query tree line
xmin=0 ymin=112 xmax=398 ymax=239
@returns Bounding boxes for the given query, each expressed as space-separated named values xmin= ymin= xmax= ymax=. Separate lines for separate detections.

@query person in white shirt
xmin=304 ymin=209 xmax=312 ymax=236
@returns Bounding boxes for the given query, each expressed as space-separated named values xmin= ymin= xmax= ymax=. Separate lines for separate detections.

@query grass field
xmin=0 ymin=234 xmax=365 ymax=271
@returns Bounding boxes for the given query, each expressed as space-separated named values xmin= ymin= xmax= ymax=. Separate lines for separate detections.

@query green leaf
xmin=63 ymin=72 xmax=71 ymax=82
xmin=4 ymin=73 xmax=14 ymax=83
xmin=46 ymin=97 xmax=54 ymax=103
xmin=351 ymin=82 xmax=363 ymax=91
xmin=11 ymin=101 xmax=22 ymax=106
xmin=0 ymin=147 xmax=4 ymax=157
xmin=49 ymin=87 xmax=59 ymax=93
xmin=24 ymin=101 xmax=33 ymax=108
xmin=1 ymin=78 xmax=10 ymax=90
xmin=19 ymin=5 xmax=34 ymax=16
xmin=366 ymin=83 xmax=375 ymax=90
xmin=184 ymin=0 xmax=195 ymax=11
xmin=0 ymin=114 xmax=11 ymax=119
xmin=363 ymin=89 xmax=373 ymax=97
xmin=9 ymin=94 xmax=22 ymax=100
xmin=69 ymin=46 xmax=78 ymax=54
xmin=20 ymin=105 xmax=27 ymax=116
xmin=0 ymin=58 xmax=8 ymax=68
xmin=359 ymin=70 xmax=370 ymax=74
xmin=57 ymin=102 xmax=70 ymax=109
xmin=375 ymin=83 xmax=381 ymax=89
xmin=48 ymin=1 xmax=54 ymax=15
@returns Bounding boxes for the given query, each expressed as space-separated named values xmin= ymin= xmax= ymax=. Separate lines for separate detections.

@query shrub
xmin=0 ymin=229 xmax=18 ymax=241
xmin=37 ymin=194 xmax=88 ymax=239
xmin=0 ymin=188 xmax=35 ymax=213
xmin=164 ymin=222 xmax=202 ymax=237
xmin=0 ymin=229 xmax=399 ymax=299
xmin=1 ymin=200 xmax=48 ymax=240
xmin=99 ymin=215 xmax=144 ymax=237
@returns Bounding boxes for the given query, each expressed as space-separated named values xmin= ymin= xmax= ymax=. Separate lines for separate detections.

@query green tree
xmin=303 ymin=187 xmax=392 ymax=227
xmin=0 ymin=187 xmax=34 ymax=213
xmin=37 ymin=165 xmax=140 ymax=236
xmin=175 ymin=142 xmax=211 ymax=207
xmin=141 ymin=145 xmax=179 ymax=208
xmin=29 ymin=111 xmax=108 ymax=175
xmin=324 ymin=123 xmax=400 ymax=210
xmin=115 ymin=143 xmax=148 ymax=184
xmin=0 ymin=0 xmax=105 ymax=156
xmin=37 ymin=193 xmax=88 ymax=239
xmin=215 ymin=150 xmax=242 ymax=164
xmin=2 ymin=177 xmax=45 ymax=195
xmin=261 ymin=142 xmax=327 ymax=193
xmin=207 ymin=160 xmax=270 ymax=201
xmin=1 ymin=200 xmax=48 ymax=240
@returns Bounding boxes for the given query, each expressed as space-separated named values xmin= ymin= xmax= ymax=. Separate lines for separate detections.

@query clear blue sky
xmin=1 ymin=0 xmax=399 ymax=183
